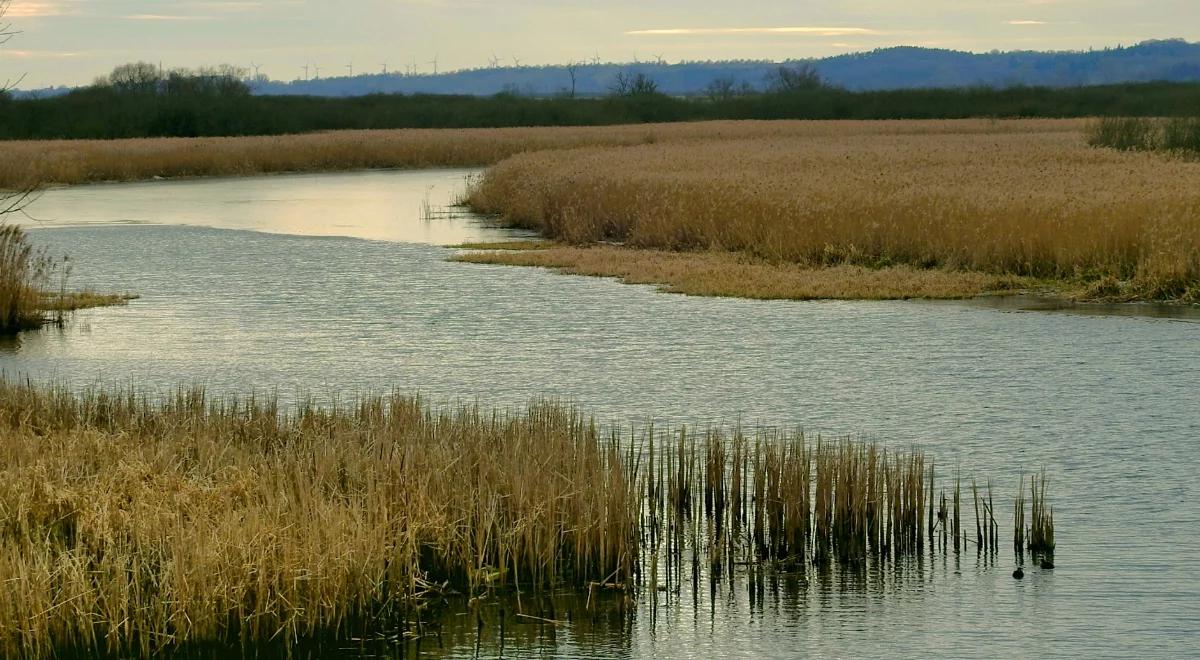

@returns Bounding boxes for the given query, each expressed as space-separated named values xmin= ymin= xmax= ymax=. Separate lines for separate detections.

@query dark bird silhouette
xmin=1013 ymin=567 xmax=1025 ymax=579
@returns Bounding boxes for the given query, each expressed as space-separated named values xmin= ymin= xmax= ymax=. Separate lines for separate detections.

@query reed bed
xmin=0 ymin=225 xmax=50 ymax=332
xmin=0 ymin=382 xmax=638 ymax=657
xmin=0 ymin=380 xmax=1051 ymax=656
xmin=0 ymin=120 xmax=1037 ymax=190
xmin=468 ymin=119 xmax=1200 ymax=301
xmin=0 ymin=225 xmax=132 ymax=334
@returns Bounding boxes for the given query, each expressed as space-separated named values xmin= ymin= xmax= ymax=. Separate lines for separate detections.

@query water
xmin=7 ymin=170 xmax=1200 ymax=658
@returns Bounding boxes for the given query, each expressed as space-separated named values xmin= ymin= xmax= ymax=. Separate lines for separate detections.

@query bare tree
xmin=766 ymin=63 xmax=826 ymax=93
xmin=566 ymin=61 xmax=578 ymax=98
xmin=97 ymin=61 xmax=162 ymax=93
xmin=705 ymin=77 xmax=737 ymax=102
xmin=609 ymin=71 xmax=659 ymax=97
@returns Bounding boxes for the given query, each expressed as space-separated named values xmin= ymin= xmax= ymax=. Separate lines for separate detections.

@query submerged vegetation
xmin=0 ymin=381 xmax=1050 ymax=657
xmin=467 ymin=119 xmax=1200 ymax=302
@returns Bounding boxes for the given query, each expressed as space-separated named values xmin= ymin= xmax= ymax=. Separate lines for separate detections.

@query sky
xmin=2 ymin=0 xmax=1198 ymax=88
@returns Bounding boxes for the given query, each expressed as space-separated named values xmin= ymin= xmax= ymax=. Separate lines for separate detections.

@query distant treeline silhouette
xmin=3 ymin=63 xmax=1200 ymax=139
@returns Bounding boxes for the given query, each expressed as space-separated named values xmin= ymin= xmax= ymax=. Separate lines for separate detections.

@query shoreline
xmin=452 ymin=241 xmax=1200 ymax=308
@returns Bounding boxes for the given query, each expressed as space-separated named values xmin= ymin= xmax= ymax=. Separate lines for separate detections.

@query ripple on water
xmin=6 ymin=171 xmax=1200 ymax=658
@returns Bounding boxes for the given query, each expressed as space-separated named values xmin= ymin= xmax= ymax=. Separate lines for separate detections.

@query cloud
xmin=123 ymin=14 xmax=216 ymax=21
xmin=1007 ymin=20 xmax=1048 ymax=25
xmin=626 ymin=27 xmax=887 ymax=37
xmin=2 ymin=48 xmax=81 ymax=58
xmin=3 ymin=1 xmax=80 ymax=17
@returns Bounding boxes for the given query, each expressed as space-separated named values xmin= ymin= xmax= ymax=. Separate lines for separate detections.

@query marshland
xmin=5 ymin=0 xmax=1200 ymax=652
xmin=1 ymin=164 xmax=1197 ymax=658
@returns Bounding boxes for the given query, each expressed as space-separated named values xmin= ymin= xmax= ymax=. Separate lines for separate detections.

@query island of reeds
xmin=457 ymin=118 xmax=1200 ymax=303
xmin=0 ymin=380 xmax=1054 ymax=657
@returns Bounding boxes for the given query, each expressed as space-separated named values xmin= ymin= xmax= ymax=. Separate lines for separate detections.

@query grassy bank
xmin=454 ymin=243 xmax=1036 ymax=300
xmin=465 ymin=119 xmax=1200 ymax=302
xmin=0 ymin=380 xmax=1045 ymax=657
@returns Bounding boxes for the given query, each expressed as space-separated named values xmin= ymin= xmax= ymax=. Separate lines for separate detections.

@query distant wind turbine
xmin=489 ymin=53 xmax=500 ymax=69
xmin=346 ymin=62 xmax=354 ymax=77
xmin=313 ymin=65 xmax=321 ymax=79
xmin=301 ymin=64 xmax=309 ymax=81
xmin=428 ymin=54 xmax=439 ymax=75
xmin=249 ymin=62 xmax=261 ymax=78
xmin=652 ymin=53 xmax=665 ymax=65
xmin=381 ymin=62 xmax=388 ymax=75
xmin=512 ymin=55 xmax=521 ymax=67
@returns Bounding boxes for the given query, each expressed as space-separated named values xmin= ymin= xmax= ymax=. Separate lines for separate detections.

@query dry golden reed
xmin=0 ymin=121 xmax=975 ymax=189
xmin=0 ymin=382 xmax=637 ymax=657
xmin=0 ymin=380 xmax=1042 ymax=656
xmin=468 ymin=119 xmax=1200 ymax=301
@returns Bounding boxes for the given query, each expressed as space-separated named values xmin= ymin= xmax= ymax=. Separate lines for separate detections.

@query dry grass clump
xmin=38 ymin=290 xmax=139 ymax=313
xmin=0 ymin=382 xmax=636 ymax=657
xmin=454 ymin=243 xmax=1033 ymax=300
xmin=468 ymin=119 xmax=1200 ymax=301
xmin=0 ymin=225 xmax=133 ymax=333
xmin=0 ymin=119 xmax=1081 ymax=190
xmin=0 ymin=225 xmax=51 ymax=332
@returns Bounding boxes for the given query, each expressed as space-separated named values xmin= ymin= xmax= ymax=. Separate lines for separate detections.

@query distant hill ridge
xmin=15 ymin=39 xmax=1200 ymax=99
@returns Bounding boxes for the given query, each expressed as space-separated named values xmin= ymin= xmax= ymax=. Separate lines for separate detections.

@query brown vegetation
xmin=455 ymin=243 xmax=1034 ymax=300
xmin=0 ymin=380 xmax=1038 ymax=656
xmin=0 ymin=121 xmax=960 ymax=189
xmin=0 ymin=225 xmax=133 ymax=333
xmin=467 ymin=119 xmax=1200 ymax=302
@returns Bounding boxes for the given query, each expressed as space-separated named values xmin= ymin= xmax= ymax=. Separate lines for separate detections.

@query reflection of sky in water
xmin=4 ymin=171 xmax=1199 ymax=658
xmin=23 ymin=169 xmax=520 ymax=245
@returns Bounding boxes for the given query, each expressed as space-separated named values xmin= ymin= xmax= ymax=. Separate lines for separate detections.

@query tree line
xmin=2 ymin=61 xmax=1200 ymax=140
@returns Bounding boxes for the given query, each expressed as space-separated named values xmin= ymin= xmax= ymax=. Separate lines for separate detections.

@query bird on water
xmin=1012 ymin=566 xmax=1025 ymax=579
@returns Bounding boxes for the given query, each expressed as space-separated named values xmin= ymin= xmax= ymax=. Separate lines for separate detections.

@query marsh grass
xmin=0 ymin=226 xmax=133 ymax=333
xmin=0 ymin=121 xmax=888 ymax=189
xmin=469 ymin=120 xmax=1200 ymax=302
xmin=0 ymin=225 xmax=51 ymax=332
xmin=454 ymin=243 xmax=1037 ymax=300
xmin=0 ymin=381 xmax=1051 ymax=656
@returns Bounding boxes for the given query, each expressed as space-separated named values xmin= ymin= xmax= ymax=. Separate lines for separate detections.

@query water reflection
xmin=23 ymin=169 xmax=527 ymax=245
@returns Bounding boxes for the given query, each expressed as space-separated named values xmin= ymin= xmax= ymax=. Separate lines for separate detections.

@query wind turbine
xmin=489 ymin=53 xmax=500 ymax=69
xmin=592 ymin=52 xmax=601 ymax=65
xmin=346 ymin=62 xmax=354 ymax=77
xmin=249 ymin=62 xmax=262 ymax=78
xmin=652 ymin=53 xmax=665 ymax=66
xmin=428 ymin=54 xmax=439 ymax=75
xmin=301 ymin=64 xmax=309 ymax=81
xmin=511 ymin=55 xmax=521 ymax=67
xmin=381 ymin=62 xmax=389 ymax=75
xmin=313 ymin=65 xmax=321 ymax=79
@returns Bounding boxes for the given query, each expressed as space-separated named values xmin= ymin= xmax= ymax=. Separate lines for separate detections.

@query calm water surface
xmin=7 ymin=170 xmax=1200 ymax=658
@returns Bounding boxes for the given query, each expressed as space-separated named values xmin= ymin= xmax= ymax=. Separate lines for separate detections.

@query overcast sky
xmin=3 ymin=0 xmax=1198 ymax=88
